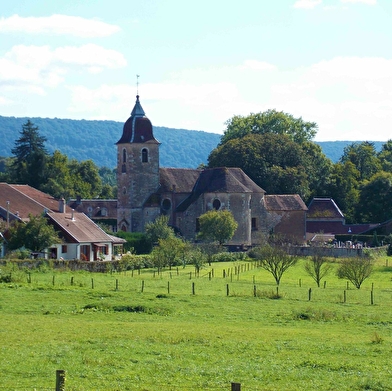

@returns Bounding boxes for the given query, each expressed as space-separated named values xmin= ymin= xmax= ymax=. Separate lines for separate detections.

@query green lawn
xmin=0 ymin=258 xmax=391 ymax=391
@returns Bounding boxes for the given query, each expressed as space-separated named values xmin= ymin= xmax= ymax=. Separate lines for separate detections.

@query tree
xmin=220 ymin=109 xmax=317 ymax=146
xmin=249 ymin=243 xmax=297 ymax=285
xmin=340 ymin=142 xmax=381 ymax=182
xmin=378 ymin=140 xmax=392 ymax=172
xmin=41 ymin=150 xmax=74 ymax=199
xmin=69 ymin=159 xmax=102 ymax=198
xmin=327 ymin=161 xmax=360 ymax=223
xmin=197 ymin=210 xmax=238 ymax=245
xmin=355 ymin=171 xmax=392 ymax=223
xmin=11 ymin=120 xmax=48 ymax=188
xmin=151 ymin=236 xmax=187 ymax=271
xmin=304 ymin=251 xmax=332 ymax=287
xmin=336 ymin=257 xmax=373 ymax=289
xmin=7 ymin=214 xmax=60 ymax=253
xmin=208 ymin=133 xmax=310 ymax=198
xmin=145 ymin=215 xmax=175 ymax=246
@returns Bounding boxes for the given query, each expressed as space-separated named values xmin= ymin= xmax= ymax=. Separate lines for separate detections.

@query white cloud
xmin=293 ymin=0 xmax=322 ymax=9
xmin=340 ymin=0 xmax=376 ymax=4
xmin=0 ymin=14 xmax=120 ymax=37
xmin=0 ymin=44 xmax=126 ymax=91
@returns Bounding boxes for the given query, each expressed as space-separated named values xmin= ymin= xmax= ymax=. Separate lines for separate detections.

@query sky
xmin=0 ymin=0 xmax=391 ymax=141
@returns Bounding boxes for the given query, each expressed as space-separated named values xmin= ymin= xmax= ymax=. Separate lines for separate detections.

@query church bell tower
xmin=116 ymin=95 xmax=160 ymax=232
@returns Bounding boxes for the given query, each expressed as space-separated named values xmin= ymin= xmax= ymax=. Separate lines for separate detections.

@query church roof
xmin=116 ymin=95 xmax=159 ymax=144
xmin=264 ymin=194 xmax=308 ymax=211
xmin=176 ymin=167 xmax=265 ymax=212
xmin=159 ymin=168 xmax=201 ymax=193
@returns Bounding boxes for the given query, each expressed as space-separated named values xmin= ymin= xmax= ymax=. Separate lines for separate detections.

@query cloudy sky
xmin=0 ymin=0 xmax=390 ymax=141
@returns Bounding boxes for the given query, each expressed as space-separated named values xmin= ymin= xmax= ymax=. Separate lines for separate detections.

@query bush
xmin=114 ymin=231 xmax=152 ymax=254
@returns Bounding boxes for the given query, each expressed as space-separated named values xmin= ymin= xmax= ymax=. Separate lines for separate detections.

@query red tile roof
xmin=48 ymin=212 xmax=113 ymax=243
xmin=0 ymin=183 xmax=71 ymax=220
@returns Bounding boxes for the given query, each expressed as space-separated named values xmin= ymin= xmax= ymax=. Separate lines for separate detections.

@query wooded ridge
xmin=0 ymin=115 xmax=384 ymax=168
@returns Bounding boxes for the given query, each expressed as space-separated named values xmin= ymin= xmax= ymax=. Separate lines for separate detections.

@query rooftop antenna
xmin=136 ymin=74 xmax=140 ymax=95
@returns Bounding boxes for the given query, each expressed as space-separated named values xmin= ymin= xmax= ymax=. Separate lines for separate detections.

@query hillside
xmin=0 ymin=116 xmax=386 ymax=168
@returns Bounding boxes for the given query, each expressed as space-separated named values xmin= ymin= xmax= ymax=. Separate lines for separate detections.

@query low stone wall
xmin=290 ymin=246 xmax=363 ymax=258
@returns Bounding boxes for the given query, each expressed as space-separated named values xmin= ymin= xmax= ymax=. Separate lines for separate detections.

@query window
xmin=122 ymin=148 xmax=127 ymax=163
xmin=142 ymin=148 xmax=148 ymax=163
xmin=101 ymin=207 xmax=107 ymax=217
xmin=61 ymin=245 xmax=67 ymax=253
xmin=162 ymin=198 xmax=171 ymax=211
xmin=213 ymin=198 xmax=221 ymax=210
xmin=252 ymin=217 xmax=258 ymax=231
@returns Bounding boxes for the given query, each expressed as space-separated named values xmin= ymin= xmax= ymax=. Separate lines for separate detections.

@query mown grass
xmin=0 ymin=258 xmax=391 ymax=390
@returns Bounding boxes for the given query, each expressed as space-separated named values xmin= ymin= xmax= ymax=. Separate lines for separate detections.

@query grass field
xmin=0 ymin=258 xmax=392 ymax=391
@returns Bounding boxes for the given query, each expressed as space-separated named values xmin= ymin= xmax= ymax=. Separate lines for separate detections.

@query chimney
xmin=59 ymin=198 xmax=66 ymax=213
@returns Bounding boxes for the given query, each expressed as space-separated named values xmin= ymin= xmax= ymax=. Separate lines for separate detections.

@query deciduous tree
xmin=7 ymin=214 xmax=60 ymax=253
xmin=197 ymin=210 xmax=238 ymax=245
xmin=304 ymin=251 xmax=332 ymax=287
xmin=220 ymin=109 xmax=317 ymax=145
xmin=249 ymin=243 xmax=297 ymax=285
xmin=145 ymin=215 xmax=175 ymax=246
xmin=336 ymin=257 xmax=373 ymax=289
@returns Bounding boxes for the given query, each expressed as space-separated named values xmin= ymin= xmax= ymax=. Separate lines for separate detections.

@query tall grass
xmin=0 ymin=257 xmax=391 ymax=390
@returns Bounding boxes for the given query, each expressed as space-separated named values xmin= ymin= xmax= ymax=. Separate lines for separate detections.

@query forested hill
xmin=0 ymin=116 xmax=385 ymax=168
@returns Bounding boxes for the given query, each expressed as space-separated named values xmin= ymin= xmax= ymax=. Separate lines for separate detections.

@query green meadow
xmin=1 ymin=258 xmax=392 ymax=391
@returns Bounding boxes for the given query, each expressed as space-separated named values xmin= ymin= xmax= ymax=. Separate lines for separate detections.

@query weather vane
xmin=136 ymin=74 xmax=140 ymax=95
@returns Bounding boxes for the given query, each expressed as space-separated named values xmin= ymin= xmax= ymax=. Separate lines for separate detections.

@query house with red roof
xmin=0 ymin=183 xmax=125 ymax=260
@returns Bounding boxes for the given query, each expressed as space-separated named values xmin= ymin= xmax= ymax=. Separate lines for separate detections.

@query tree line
xmin=0 ymin=120 xmax=116 ymax=199
xmin=208 ymin=109 xmax=392 ymax=224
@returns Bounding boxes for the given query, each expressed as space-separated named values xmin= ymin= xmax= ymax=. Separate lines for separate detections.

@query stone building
xmin=116 ymin=95 xmax=308 ymax=246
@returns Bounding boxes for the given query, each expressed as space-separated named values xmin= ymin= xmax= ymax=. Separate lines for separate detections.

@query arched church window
xmin=142 ymin=148 xmax=148 ymax=163
xmin=162 ymin=198 xmax=171 ymax=211
xmin=213 ymin=198 xmax=221 ymax=210
xmin=122 ymin=149 xmax=126 ymax=163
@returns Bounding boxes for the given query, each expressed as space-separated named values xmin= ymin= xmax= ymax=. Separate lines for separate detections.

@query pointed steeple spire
xmin=116 ymin=95 xmax=159 ymax=145
xmin=130 ymin=95 xmax=146 ymax=117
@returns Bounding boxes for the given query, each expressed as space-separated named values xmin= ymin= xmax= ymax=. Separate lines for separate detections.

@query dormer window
xmin=142 ymin=148 xmax=148 ymax=163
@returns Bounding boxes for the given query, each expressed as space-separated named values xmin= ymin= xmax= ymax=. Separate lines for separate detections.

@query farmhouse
xmin=0 ymin=183 xmax=125 ymax=260
xmin=116 ymin=95 xmax=308 ymax=246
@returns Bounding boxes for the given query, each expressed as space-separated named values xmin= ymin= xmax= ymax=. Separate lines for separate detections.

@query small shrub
xmin=255 ymin=289 xmax=282 ymax=299
xmin=371 ymin=332 xmax=383 ymax=344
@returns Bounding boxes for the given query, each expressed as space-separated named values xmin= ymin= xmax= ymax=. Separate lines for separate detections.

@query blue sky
xmin=0 ymin=0 xmax=390 ymax=141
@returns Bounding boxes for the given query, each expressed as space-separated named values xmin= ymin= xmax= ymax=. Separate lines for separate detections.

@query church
xmin=116 ymin=95 xmax=308 ymax=247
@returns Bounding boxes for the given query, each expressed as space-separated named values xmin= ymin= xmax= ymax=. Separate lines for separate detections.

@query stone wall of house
xmin=273 ymin=210 xmax=306 ymax=244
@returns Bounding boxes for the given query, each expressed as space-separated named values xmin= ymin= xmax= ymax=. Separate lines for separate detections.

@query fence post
xmin=56 ymin=369 xmax=66 ymax=391
xmin=253 ymin=285 xmax=257 ymax=297
xmin=226 ymin=284 xmax=229 ymax=296
xmin=192 ymin=282 xmax=195 ymax=295
xmin=141 ymin=280 xmax=144 ymax=293
xmin=308 ymin=288 xmax=312 ymax=301
xmin=167 ymin=281 xmax=170 ymax=294
xmin=231 ymin=382 xmax=241 ymax=391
